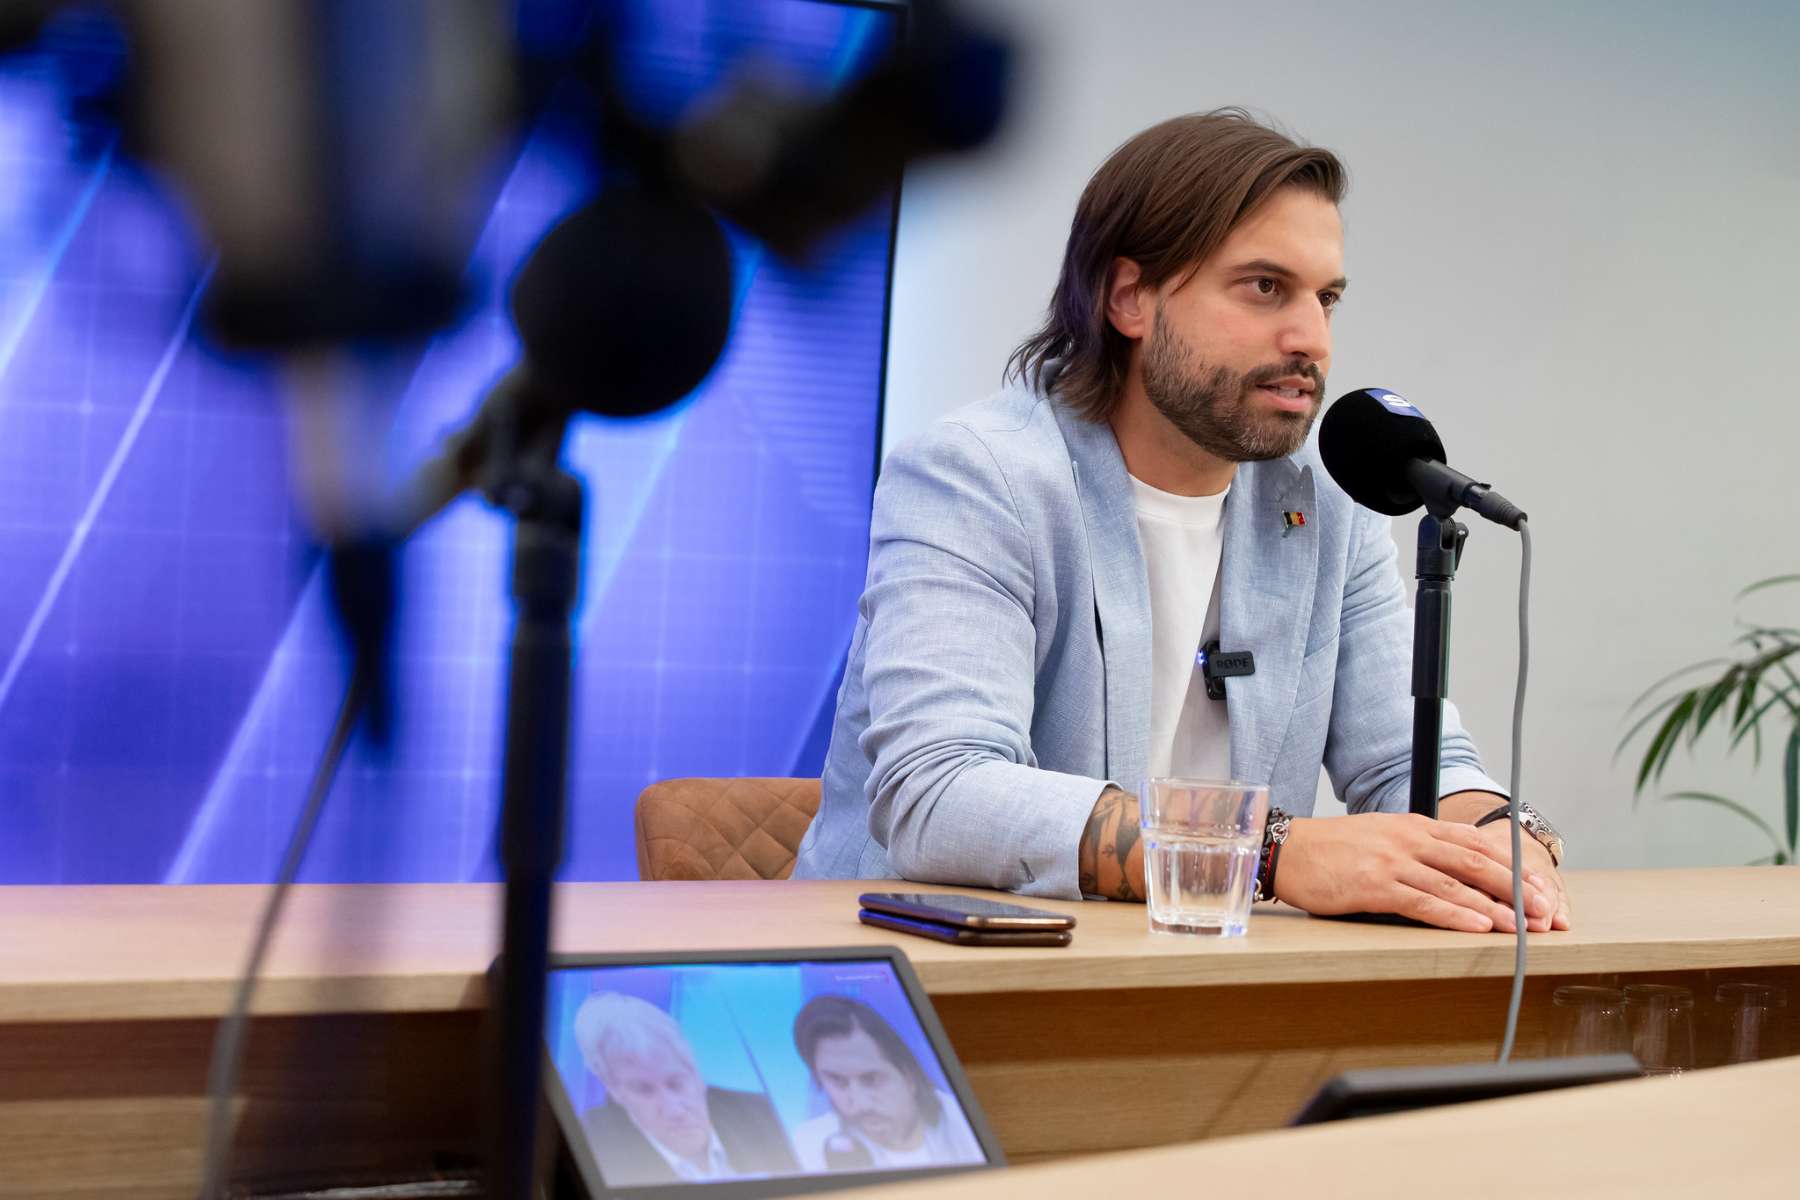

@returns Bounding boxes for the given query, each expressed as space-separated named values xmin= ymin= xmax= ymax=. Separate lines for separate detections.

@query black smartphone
xmin=860 ymin=892 xmax=1076 ymax=930
xmin=859 ymin=908 xmax=1073 ymax=947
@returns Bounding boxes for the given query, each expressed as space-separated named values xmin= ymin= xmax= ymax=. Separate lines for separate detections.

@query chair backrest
xmin=634 ymin=777 xmax=822 ymax=881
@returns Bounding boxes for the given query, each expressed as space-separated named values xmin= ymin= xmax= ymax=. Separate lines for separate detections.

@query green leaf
xmin=1736 ymin=626 xmax=1800 ymax=642
xmin=1689 ymin=669 xmax=1742 ymax=745
xmin=1726 ymin=638 xmax=1800 ymax=672
xmin=1774 ymin=661 xmax=1800 ymax=718
xmin=1786 ymin=727 xmax=1799 ymax=857
xmin=1623 ymin=658 xmax=1728 ymax=717
xmin=1738 ymin=574 xmax=1800 ymax=599
xmin=1730 ymin=665 xmax=1764 ymax=732
xmin=1637 ymin=693 xmax=1697 ymax=795
xmin=1729 ymin=682 xmax=1797 ymax=753
xmin=1729 ymin=630 xmax=1800 ymax=654
xmin=1615 ymin=691 xmax=1686 ymax=762
xmin=1662 ymin=791 xmax=1786 ymax=859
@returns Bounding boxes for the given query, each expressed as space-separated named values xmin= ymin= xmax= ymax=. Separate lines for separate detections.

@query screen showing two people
xmin=546 ymin=961 xmax=987 ymax=1188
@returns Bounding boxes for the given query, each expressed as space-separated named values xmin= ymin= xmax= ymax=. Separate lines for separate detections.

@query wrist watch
xmin=1474 ymin=800 xmax=1565 ymax=868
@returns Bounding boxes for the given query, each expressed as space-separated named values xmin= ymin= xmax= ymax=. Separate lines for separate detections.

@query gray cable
xmin=1497 ymin=519 xmax=1532 ymax=1062
xmin=197 ymin=671 xmax=368 ymax=1200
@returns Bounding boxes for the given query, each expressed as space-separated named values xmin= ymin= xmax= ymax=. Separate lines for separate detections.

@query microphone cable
xmin=1496 ymin=518 xmax=1532 ymax=1062
xmin=196 ymin=665 xmax=368 ymax=1200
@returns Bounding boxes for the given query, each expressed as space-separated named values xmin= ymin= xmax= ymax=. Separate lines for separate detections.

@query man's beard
xmin=1139 ymin=307 xmax=1324 ymax=462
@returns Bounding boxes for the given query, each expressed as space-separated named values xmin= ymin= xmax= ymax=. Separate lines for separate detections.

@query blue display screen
xmin=0 ymin=2 xmax=897 ymax=883
xmin=546 ymin=959 xmax=989 ymax=1187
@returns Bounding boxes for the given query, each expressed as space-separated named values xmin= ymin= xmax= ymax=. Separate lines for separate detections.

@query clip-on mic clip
xmin=1198 ymin=640 xmax=1256 ymax=701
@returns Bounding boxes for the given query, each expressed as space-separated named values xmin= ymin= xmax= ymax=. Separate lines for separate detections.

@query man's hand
xmin=1274 ymin=813 xmax=1557 ymax=932
xmin=1468 ymin=818 xmax=1571 ymax=930
xmin=1077 ymin=787 xmax=1144 ymax=900
xmin=1439 ymin=791 xmax=1572 ymax=931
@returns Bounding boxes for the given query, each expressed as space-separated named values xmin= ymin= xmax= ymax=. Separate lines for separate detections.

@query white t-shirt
xmin=1130 ymin=475 xmax=1233 ymax=784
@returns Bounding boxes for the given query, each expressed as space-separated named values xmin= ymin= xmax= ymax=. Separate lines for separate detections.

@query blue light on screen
xmin=0 ymin=2 xmax=898 ymax=883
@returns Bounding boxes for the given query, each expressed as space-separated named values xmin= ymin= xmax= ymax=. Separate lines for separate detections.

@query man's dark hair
xmin=1005 ymin=108 xmax=1347 ymax=423
xmin=792 ymin=995 xmax=942 ymax=1125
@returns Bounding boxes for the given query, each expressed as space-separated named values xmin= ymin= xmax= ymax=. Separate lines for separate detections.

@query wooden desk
xmin=838 ymin=1054 xmax=1800 ymax=1200
xmin=3 ymin=869 xmax=1797 ymax=1197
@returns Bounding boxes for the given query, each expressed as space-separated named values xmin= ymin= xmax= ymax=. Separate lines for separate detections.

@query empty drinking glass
xmin=1139 ymin=779 xmax=1269 ymax=936
xmin=1549 ymin=984 xmax=1629 ymax=1058
xmin=1713 ymin=982 xmax=1790 ymax=1065
xmin=1624 ymin=983 xmax=1696 ymax=1075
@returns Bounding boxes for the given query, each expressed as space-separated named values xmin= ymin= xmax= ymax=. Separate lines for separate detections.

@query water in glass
xmin=1144 ymin=829 xmax=1261 ymax=936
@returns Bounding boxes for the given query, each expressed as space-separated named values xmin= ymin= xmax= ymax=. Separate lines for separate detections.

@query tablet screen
xmin=544 ymin=954 xmax=998 ymax=1196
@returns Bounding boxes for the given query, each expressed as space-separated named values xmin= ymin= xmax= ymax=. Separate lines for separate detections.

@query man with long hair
xmin=790 ymin=995 xmax=982 ymax=1171
xmin=794 ymin=109 xmax=1568 ymax=930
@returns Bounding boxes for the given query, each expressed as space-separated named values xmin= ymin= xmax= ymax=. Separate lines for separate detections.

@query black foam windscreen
xmin=1318 ymin=387 xmax=1449 ymax=516
xmin=509 ymin=183 xmax=735 ymax=419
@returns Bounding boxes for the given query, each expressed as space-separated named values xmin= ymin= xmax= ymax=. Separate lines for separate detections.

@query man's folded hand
xmin=1274 ymin=813 xmax=1557 ymax=932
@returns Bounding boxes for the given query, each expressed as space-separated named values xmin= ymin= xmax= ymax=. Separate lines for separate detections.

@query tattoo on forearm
xmin=1078 ymin=787 xmax=1145 ymax=901
xmin=1108 ymin=816 xmax=1137 ymax=899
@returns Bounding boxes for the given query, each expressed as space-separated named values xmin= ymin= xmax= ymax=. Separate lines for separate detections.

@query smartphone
xmin=858 ymin=908 xmax=1073 ymax=947
xmin=859 ymin=891 xmax=1077 ymax=930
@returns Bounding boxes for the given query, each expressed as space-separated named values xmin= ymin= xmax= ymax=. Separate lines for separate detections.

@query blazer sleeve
xmin=857 ymin=422 xmax=1110 ymax=898
xmin=1321 ymin=505 xmax=1507 ymax=814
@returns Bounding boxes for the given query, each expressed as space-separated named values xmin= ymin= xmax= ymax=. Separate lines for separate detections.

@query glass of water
xmin=1139 ymin=778 xmax=1270 ymax=936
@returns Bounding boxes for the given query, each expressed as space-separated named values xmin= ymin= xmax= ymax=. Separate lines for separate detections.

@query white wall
xmin=884 ymin=0 xmax=1800 ymax=868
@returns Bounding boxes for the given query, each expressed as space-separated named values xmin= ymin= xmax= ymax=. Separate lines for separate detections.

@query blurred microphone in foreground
xmin=117 ymin=0 xmax=517 ymax=741
xmin=386 ymin=182 xmax=736 ymax=538
xmin=1 ymin=6 xmax=1014 ymax=1196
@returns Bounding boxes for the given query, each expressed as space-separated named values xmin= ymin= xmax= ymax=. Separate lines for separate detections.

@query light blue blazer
xmin=792 ymin=383 xmax=1503 ymax=898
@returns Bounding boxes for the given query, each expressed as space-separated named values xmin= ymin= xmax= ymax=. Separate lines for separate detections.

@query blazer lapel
xmin=1221 ymin=457 xmax=1319 ymax=786
xmin=1053 ymin=404 xmax=1152 ymax=794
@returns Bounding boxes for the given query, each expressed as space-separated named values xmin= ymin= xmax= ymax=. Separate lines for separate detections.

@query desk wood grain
xmin=3 ymin=870 xmax=1797 ymax=1196
xmin=4 ymin=868 xmax=1798 ymax=1021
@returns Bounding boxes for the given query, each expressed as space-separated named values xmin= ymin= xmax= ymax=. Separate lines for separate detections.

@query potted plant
xmin=1619 ymin=575 xmax=1799 ymax=865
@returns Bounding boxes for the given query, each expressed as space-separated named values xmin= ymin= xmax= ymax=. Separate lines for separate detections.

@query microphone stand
xmin=1326 ymin=507 xmax=1469 ymax=929
xmin=463 ymin=401 xmax=582 ymax=1200
xmin=1410 ymin=511 xmax=1467 ymax=818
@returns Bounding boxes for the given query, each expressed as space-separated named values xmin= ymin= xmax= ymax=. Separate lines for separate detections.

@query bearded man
xmin=793 ymin=109 xmax=1569 ymax=933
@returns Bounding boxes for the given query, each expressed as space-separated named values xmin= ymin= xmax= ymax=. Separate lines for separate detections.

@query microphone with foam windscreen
xmin=1318 ymin=388 xmax=1526 ymax=529
xmin=510 ymin=184 xmax=736 ymax=419
xmin=665 ymin=0 xmax=1010 ymax=261
xmin=385 ymin=183 xmax=735 ymax=538
xmin=332 ymin=182 xmax=733 ymax=742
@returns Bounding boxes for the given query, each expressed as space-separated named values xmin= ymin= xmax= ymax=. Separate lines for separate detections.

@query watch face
xmin=1518 ymin=804 xmax=1563 ymax=865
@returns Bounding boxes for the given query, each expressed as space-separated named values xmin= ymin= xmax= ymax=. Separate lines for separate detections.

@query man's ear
xmin=1104 ymin=257 xmax=1151 ymax=341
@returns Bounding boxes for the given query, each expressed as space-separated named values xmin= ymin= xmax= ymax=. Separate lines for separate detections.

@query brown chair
xmin=634 ymin=777 xmax=822 ymax=881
